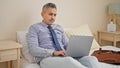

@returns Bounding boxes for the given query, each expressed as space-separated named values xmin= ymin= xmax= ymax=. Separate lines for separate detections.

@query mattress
xmin=21 ymin=46 xmax=120 ymax=68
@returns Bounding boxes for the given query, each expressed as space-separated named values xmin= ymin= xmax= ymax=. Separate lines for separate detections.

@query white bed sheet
xmin=21 ymin=46 xmax=120 ymax=68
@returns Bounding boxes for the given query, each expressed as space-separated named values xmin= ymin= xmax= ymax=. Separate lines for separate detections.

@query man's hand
xmin=53 ymin=50 xmax=66 ymax=56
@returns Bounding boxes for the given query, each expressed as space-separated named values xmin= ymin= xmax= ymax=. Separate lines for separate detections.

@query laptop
xmin=66 ymin=35 xmax=93 ymax=58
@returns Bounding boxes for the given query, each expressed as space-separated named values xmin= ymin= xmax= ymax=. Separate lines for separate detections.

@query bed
xmin=17 ymin=24 xmax=120 ymax=68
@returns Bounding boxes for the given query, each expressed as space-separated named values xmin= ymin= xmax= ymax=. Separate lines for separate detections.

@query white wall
xmin=0 ymin=0 xmax=120 ymax=68
xmin=0 ymin=0 xmax=120 ymax=41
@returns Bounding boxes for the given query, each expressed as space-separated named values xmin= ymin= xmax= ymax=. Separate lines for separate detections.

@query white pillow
xmin=65 ymin=24 xmax=100 ymax=50
xmin=17 ymin=31 xmax=35 ymax=63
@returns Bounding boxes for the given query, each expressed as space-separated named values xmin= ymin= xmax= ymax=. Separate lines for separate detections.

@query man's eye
xmin=54 ymin=14 xmax=56 ymax=16
xmin=49 ymin=13 xmax=53 ymax=16
xmin=49 ymin=13 xmax=56 ymax=16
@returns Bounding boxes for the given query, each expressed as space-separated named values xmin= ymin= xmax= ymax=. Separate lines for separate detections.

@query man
xmin=27 ymin=3 xmax=100 ymax=68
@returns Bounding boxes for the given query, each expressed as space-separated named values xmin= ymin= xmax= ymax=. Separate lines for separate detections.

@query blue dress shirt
xmin=27 ymin=22 xmax=68 ymax=62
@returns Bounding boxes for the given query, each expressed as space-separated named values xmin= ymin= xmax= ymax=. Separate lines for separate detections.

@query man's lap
xmin=78 ymin=56 xmax=101 ymax=68
xmin=40 ymin=56 xmax=87 ymax=68
xmin=39 ymin=56 xmax=100 ymax=68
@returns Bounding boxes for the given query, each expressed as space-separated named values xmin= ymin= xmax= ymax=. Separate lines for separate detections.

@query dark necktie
xmin=48 ymin=25 xmax=62 ymax=51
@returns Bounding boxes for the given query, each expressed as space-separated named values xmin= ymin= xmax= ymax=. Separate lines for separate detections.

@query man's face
xmin=41 ymin=7 xmax=57 ymax=25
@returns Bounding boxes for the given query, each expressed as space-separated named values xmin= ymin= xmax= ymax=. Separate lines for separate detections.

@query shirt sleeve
xmin=27 ymin=25 xmax=54 ymax=58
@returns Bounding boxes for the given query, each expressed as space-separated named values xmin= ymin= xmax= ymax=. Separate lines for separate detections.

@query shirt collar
xmin=41 ymin=21 xmax=54 ymax=28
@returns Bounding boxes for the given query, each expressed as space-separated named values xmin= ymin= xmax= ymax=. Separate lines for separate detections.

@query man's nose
xmin=52 ymin=15 xmax=56 ymax=19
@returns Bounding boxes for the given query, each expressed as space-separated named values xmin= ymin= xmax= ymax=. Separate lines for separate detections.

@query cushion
xmin=65 ymin=24 xmax=100 ymax=49
xmin=17 ymin=31 xmax=35 ymax=63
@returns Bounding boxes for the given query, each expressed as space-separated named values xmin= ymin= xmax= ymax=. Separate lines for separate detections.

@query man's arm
xmin=53 ymin=50 xmax=66 ymax=56
xmin=27 ymin=25 xmax=54 ymax=58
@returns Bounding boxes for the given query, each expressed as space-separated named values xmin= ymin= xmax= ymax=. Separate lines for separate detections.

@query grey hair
xmin=42 ymin=3 xmax=57 ymax=12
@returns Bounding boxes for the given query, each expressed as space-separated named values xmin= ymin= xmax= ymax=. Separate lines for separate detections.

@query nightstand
xmin=98 ymin=30 xmax=120 ymax=47
xmin=0 ymin=41 xmax=22 ymax=68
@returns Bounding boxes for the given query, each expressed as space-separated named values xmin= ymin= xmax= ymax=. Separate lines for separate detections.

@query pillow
xmin=17 ymin=31 xmax=35 ymax=63
xmin=65 ymin=24 xmax=100 ymax=50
